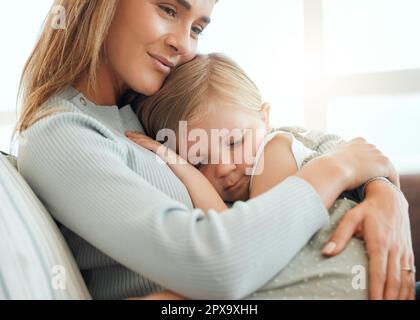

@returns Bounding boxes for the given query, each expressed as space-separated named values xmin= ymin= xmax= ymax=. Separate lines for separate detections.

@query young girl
xmin=126 ymin=53 xmax=373 ymax=299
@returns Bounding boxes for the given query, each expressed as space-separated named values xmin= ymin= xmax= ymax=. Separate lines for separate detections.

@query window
xmin=199 ymin=0 xmax=305 ymax=128
xmin=2 ymin=0 xmax=417 ymax=173
xmin=0 ymin=0 xmax=53 ymax=152
xmin=328 ymin=95 xmax=420 ymax=174
xmin=304 ymin=0 xmax=420 ymax=173
xmin=324 ymin=0 xmax=420 ymax=75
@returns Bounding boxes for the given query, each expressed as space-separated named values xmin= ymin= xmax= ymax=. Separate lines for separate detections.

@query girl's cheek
xmin=203 ymin=169 xmax=222 ymax=192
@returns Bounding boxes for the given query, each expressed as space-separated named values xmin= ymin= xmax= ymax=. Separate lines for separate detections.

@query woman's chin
xmin=132 ymin=74 xmax=166 ymax=96
xmin=135 ymin=83 xmax=163 ymax=96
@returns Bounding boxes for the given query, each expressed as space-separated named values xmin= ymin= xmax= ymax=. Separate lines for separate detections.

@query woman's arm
xmin=290 ymin=129 xmax=414 ymax=299
xmin=129 ymin=131 xmax=414 ymax=300
xmin=19 ymin=112 xmax=332 ymax=300
xmin=254 ymin=128 xmax=414 ymax=299
xmin=19 ymin=112 xmax=399 ymax=299
xmin=126 ymin=132 xmax=228 ymax=212
xmin=127 ymin=128 xmax=411 ymax=299
xmin=363 ymin=182 xmax=414 ymax=300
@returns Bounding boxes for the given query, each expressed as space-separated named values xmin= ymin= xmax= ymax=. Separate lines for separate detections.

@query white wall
xmin=0 ymin=0 xmax=53 ymax=152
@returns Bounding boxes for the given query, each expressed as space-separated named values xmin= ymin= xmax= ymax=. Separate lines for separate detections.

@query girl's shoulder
xmin=265 ymin=128 xmax=319 ymax=170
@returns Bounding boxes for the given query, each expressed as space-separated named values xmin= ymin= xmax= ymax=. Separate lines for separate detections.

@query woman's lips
xmin=148 ymin=53 xmax=173 ymax=75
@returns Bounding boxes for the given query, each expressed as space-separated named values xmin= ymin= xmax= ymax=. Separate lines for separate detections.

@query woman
xmin=15 ymin=0 xmax=415 ymax=300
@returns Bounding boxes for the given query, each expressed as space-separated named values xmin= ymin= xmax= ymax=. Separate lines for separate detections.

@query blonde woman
xmin=16 ymin=0 xmax=415 ymax=300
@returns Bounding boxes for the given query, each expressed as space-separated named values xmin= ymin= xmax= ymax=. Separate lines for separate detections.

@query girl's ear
xmin=260 ymin=102 xmax=271 ymax=126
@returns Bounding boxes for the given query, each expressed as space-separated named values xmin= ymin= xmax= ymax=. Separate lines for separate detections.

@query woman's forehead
xmin=177 ymin=0 xmax=216 ymax=21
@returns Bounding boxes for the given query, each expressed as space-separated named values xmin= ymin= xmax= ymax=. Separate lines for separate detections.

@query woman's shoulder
xmin=38 ymin=86 xmax=84 ymax=114
xmin=25 ymin=89 xmax=115 ymax=140
xmin=18 ymin=94 xmax=122 ymax=167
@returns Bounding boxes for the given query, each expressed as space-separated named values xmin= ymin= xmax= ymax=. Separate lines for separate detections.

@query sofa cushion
xmin=400 ymin=174 xmax=420 ymax=282
xmin=0 ymin=153 xmax=91 ymax=299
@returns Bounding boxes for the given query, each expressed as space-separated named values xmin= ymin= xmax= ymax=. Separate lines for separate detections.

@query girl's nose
xmin=215 ymin=163 xmax=236 ymax=179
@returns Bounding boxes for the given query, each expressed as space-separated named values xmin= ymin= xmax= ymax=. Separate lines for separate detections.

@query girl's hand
xmin=323 ymin=180 xmax=415 ymax=300
xmin=126 ymin=131 xmax=185 ymax=165
xmin=126 ymin=131 xmax=164 ymax=154
xmin=126 ymin=131 xmax=227 ymax=212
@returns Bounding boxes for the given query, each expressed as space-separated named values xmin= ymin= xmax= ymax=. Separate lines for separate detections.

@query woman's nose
xmin=165 ymin=28 xmax=195 ymax=57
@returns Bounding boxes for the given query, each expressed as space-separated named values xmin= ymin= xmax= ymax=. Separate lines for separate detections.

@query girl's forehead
xmin=192 ymin=105 xmax=255 ymax=130
xmin=224 ymin=115 xmax=261 ymax=135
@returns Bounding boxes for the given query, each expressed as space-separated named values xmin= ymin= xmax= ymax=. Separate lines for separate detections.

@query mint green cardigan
xmin=17 ymin=86 xmax=330 ymax=300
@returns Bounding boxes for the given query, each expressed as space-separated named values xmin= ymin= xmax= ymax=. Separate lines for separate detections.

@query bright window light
xmin=324 ymin=0 xmax=420 ymax=75
xmin=199 ymin=0 xmax=305 ymax=128
xmin=0 ymin=0 xmax=53 ymax=152
xmin=327 ymin=94 xmax=420 ymax=174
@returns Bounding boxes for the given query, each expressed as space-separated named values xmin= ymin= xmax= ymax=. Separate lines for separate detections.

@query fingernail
xmin=322 ymin=242 xmax=336 ymax=255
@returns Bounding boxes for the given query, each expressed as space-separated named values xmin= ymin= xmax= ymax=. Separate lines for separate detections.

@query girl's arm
xmin=126 ymin=132 xmax=227 ymax=212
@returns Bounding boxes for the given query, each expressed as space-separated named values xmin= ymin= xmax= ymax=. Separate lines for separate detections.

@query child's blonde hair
xmin=135 ymin=53 xmax=264 ymax=140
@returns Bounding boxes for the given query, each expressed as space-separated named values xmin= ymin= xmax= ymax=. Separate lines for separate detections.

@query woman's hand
xmin=325 ymin=137 xmax=399 ymax=189
xmin=296 ymin=137 xmax=400 ymax=210
xmin=323 ymin=180 xmax=415 ymax=300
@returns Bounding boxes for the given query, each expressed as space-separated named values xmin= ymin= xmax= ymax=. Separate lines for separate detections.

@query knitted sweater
xmin=17 ymin=86 xmax=332 ymax=300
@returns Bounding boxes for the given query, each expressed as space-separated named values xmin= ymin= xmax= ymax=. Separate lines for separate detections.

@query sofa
xmin=0 ymin=152 xmax=91 ymax=299
xmin=0 ymin=151 xmax=418 ymax=299
xmin=400 ymin=174 xmax=420 ymax=280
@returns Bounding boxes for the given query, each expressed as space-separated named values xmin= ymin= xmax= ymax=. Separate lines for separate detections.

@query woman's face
xmin=186 ymin=104 xmax=269 ymax=202
xmin=105 ymin=0 xmax=215 ymax=96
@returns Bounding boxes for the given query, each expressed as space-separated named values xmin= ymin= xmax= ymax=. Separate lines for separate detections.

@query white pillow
xmin=0 ymin=153 xmax=91 ymax=300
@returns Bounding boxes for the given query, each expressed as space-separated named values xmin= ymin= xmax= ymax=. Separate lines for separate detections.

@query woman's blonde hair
xmin=135 ymin=53 xmax=263 ymax=140
xmin=15 ymin=0 xmax=119 ymax=134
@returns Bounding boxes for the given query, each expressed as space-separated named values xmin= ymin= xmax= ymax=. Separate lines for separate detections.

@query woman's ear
xmin=260 ymin=102 xmax=271 ymax=126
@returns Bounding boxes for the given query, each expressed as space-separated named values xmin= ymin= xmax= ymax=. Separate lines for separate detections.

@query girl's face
xmin=186 ymin=103 xmax=270 ymax=202
xmin=105 ymin=0 xmax=215 ymax=96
